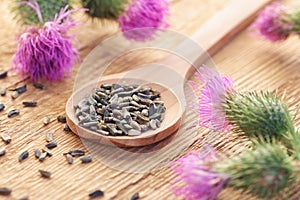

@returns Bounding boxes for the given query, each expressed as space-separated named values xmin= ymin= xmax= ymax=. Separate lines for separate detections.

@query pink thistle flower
xmin=12 ymin=1 xmax=80 ymax=82
xmin=250 ymin=2 xmax=292 ymax=42
xmin=118 ymin=0 xmax=170 ymax=41
xmin=172 ymin=148 xmax=229 ymax=200
xmin=189 ymin=68 xmax=234 ymax=132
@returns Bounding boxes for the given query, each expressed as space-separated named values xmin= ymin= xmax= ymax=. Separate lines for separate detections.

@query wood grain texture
xmin=0 ymin=0 xmax=299 ymax=200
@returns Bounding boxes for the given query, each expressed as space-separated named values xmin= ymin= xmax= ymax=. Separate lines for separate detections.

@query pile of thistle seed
xmin=74 ymin=83 xmax=166 ymax=136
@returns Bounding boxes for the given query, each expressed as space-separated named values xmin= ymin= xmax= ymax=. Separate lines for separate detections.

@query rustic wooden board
xmin=0 ymin=0 xmax=299 ymax=200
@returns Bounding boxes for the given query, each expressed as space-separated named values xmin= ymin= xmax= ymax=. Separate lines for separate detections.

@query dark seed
xmin=0 ymin=71 xmax=7 ymax=79
xmin=89 ymin=190 xmax=104 ymax=198
xmin=39 ymin=169 xmax=51 ymax=178
xmin=1 ymin=133 xmax=11 ymax=144
xmin=34 ymin=149 xmax=41 ymax=159
xmin=63 ymin=124 xmax=71 ymax=132
xmin=0 ymin=187 xmax=11 ymax=196
xmin=65 ymin=154 xmax=73 ymax=164
xmin=57 ymin=115 xmax=66 ymax=123
xmin=45 ymin=141 xmax=57 ymax=149
xmin=8 ymin=109 xmax=20 ymax=118
xmin=0 ymin=104 xmax=4 ymax=112
xmin=80 ymin=155 xmax=92 ymax=163
xmin=22 ymin=101 xmax=37 ymax=107
xmin=12 ymin=85 xmax=27 ymax=94
xmin=39 ymin=152 xmax=48 ymax=162
xmin=0 ymin=148 xmax=6 ymax=156
xmin=19 ymin=150 xmax=29 ymax=162
xmin=33 ymin=82 xmax=46 ymax=90
xmin=42 ymin=147 xmax=53 ymax=157
xmin=68 ymin=150 xmax=85 ymax=157
xmin=130 ymin=192 xmax=139 ymax=200
xmin=0 ymin=88 xmax=6 ymax=96
xmin=101 ymin=84 xmax=111 ymax=90
xmin=43 ymin=116 xmax=50 ymax=125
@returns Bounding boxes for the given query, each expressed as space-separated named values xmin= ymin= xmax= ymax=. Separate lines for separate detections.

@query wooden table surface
xmin=0 ymin=0 xmax=300 ymax=199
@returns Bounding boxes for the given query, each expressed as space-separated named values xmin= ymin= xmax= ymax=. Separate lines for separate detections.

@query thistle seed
xmin=13 ymin=85 xmax=27 ymax=94
xmin=0 ymin=187 xmax=11 ymax=196
xmin=65 ymin=154 xmax=73 ymax=164
xmin=0 ymin=104 xmax=4 ymax=112
xmin=11 ymin=91 xmax=19 ymax=99
xmin=33 ymin=82 xmax=46 ymax=90
xmin=89 ymin=190 xmax=104 ymax=199
xmin=0 ymin=148 xmax=6 ymax=156
xmin=34 ymin=149 xmax=41 ymax=159
xmin=39 ymin=169 xmax=51 ymax=178
xmin=68 ymin=150 xmax=85 ymax=157
xmin=22 ymin=101 xmax=37 ymax=107
xmin=130 ymin=192 xmax=140 ymax=200
xmin=45 ymin=141 xmax=57 ymax=149
xmin=8 ymin=109 xmax=20 ymax=118
xmin=0 ymin=88 xmax=6 ymax=96
xmin=0 ymin=71 xmax=7 ymax=79
xmin=46 ymin=132 xmax=54 ymax=142
xmin=1 ymin=133 xmax=11 ymax=144
xmin=43 ymin=116 xmax=50 ymax=125
xmin=19 ymin=150 xmax=29 ymax=162
xmin=80 ymin=155 xmax=92 ymax=163
xmin=57 ymin=115 xmax=66 ymax=123
xmin=63 ymin=124 xmax=71 ymax=132
xmin=39 ymin=152 xmax=48 ymax=162
xmin=42 ymin=147 xmax=53 ymax=156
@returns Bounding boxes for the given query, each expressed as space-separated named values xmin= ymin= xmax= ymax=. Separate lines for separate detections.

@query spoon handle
xmin=167 ymin=0 xmax=273 ymax=79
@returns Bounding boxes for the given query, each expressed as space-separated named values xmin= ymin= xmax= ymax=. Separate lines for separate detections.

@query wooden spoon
xmin=66 ymin=0 xmax=272 ymax=147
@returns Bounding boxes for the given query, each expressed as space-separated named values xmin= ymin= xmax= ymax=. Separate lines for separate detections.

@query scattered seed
xmin=34 ymin=149 xmax=41 ymax=159
xmin=0 ymin=104 xmax=4 ymax=112
xmin=130 ymin=192 xmax=139 ymax=200
xmin=42 ymin=147 xmax=53 ymax=156
xmin=39 ymin=152 xmax=48 ymax=162
xmin=65 ymin=154 xmax=73 ymax=164
xmin=0 ymin=71 xmax=7 ymax=79
xmin=19 ymin=150 xmax=29 ymax=162
xmin=12 ymin=85 xmax=27 ymax=94
xmin=22 ymin=101 xmax=37 ymax=107
xmin=68 ymin=150 xmax=85 ymax=157
xmin=11 ymin=91 xmax=19 ymax=99
xmin=0 ymin=88 xmax=6 ymax=96
xmin=43 ymin=116 xmax=50 ymax=125
xmin=63 ymin=124 xmax=71 ymax=132
xmin=8 ymin=109 xmax=20 ymax=118
xmin=39 ymin=169 xmax=51 ymax=178
xmin=46 ymin=132 xmax=54 ymax=142
xmin=1 ymin=133 xmax=11 ymax=144
xmin=0 ymin=148 xmax=6 ymax=156
xmin=89 ymin=190 xmax=104 ymax=199
xmin=57 ymin=115 xmax=66 ymax=123
xmin=80 ymin=155 xmax=92 ymax=163
xmin=33 ymin=82 xmax=46 ymax=90
xmin=45 ymin=141 xmax=57 ymax=149
xmin=0 ymin=187 xmax=11 ymax=196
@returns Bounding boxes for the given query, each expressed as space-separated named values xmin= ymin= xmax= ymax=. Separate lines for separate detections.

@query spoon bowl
xmin=66 ymin=76 xmax=182 ymax=147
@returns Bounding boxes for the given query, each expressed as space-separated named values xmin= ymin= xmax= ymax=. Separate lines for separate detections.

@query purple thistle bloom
xmin=189 ymin=69 xmax=234 ymax=132
xmin=250 ymin=2 xmax=292 ymax=42
xmin=12 ymin=2 xmax=80 ymax=82
xmin=172 ymin=148 xmax=229 ymax=200
xmin=118 ymin=0 xmax=170 ymax=41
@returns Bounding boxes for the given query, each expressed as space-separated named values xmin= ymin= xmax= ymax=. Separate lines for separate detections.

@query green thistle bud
xmin=225 ymin=91 xmax=290 ymax=142
xmin=288 ymin=10 xmax=300 ymax=33
xmin=13 ymin=0 xmax=71 ymax=25
xmin=216 ymin=143 xmax=296 ymax=199
xmin=80 ymin=0 xmax=128 ymax=20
